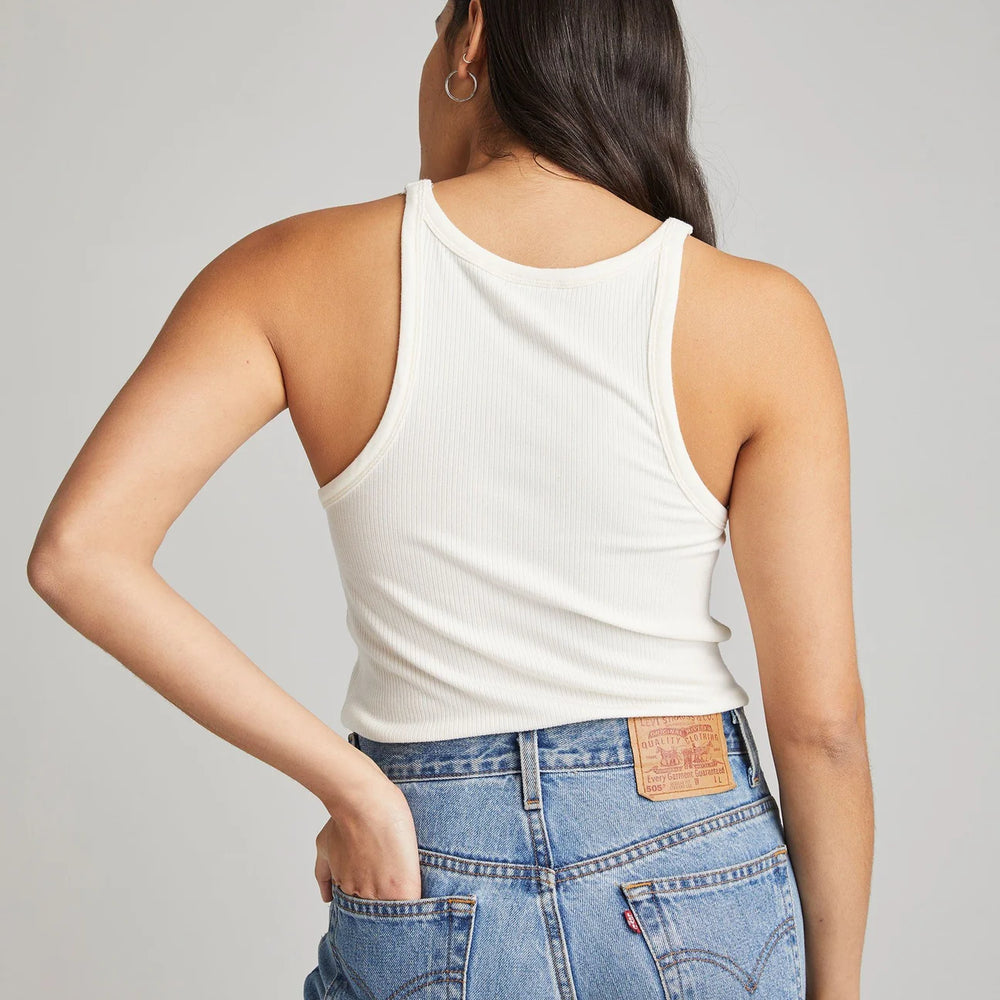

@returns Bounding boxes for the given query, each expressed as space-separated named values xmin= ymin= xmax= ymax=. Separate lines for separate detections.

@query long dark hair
xmin=443 ymin=0 xmax=717 ymax=246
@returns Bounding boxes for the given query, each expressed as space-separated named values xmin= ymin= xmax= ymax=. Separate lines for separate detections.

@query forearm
xmin=28 ymin=546 xmax=385 ymax=814
xmin=770 ymin=733 xmax=874 ymax=1000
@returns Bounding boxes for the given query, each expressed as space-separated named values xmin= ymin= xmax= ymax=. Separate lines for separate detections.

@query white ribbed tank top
xmin=317 ymin=177 xmax=749 ymax=742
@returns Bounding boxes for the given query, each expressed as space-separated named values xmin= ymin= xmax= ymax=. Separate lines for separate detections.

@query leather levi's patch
xmin=627 ymin=714 xmax=736 ymax=801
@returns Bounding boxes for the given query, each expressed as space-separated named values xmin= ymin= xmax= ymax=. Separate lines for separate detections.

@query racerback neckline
xmin=417 ymin=176 xmax=681 ymax=286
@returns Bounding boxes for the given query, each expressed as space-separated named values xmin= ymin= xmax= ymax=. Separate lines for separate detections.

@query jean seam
xmin=781 ymin=858 xmax=805 ymax=1000
xmin=621 ymin=846 xmax=788 ymax=896
xmin=414 ymin=794 xmax=778 ymax=885
xmin=360 ymin=751 xmax=751 ymax=784
xmin=556 ymin=796 xmax=779 ymax=884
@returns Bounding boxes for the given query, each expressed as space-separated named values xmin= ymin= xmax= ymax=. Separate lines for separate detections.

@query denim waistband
xmin=347 ymin=707 xmax=761 ymax=788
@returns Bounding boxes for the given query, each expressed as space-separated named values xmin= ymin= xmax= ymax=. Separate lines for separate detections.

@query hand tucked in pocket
xmin=314 ymin=772 xmax=423 ymax=903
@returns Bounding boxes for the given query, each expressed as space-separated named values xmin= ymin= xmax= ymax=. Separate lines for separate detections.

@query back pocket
xmin=619 ymin=845 xmax=802 ymax=1000
xmin=327 ymin=882 xmax=477 ymax=1000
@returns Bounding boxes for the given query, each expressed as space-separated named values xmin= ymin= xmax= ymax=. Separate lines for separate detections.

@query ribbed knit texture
xmin=316 ymin=178 xmax=749 ymax=742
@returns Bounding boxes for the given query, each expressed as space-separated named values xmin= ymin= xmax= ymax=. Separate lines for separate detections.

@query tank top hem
xmin=341 ymin=688 xmax=753 ymax=744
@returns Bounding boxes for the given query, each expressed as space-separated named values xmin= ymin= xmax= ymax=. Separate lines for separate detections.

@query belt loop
xmin=347 ymin=731 xmax=359 ymax=748
xmin=517 ymin=730 xmax=543 ymax=811
xmin=732 ymin=707 xmax=761 ymax=787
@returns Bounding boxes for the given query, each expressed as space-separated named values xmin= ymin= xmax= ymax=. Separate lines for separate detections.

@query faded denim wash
xmin=303 ymin=707 xmax=806 ymax=1000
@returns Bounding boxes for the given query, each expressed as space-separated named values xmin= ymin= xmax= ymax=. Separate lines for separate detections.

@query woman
xmin=27 ymin=1 xmax=873 ymax=998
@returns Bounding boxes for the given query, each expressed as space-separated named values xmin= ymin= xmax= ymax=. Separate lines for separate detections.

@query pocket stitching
xmin=314 ymin=935 xmax=348 ymax=1000
xmin=329 ymin=878 xmax=477 ymax=915
xmin=328 ymin=895 xmax=477 ymax=1000
xmin=620 ymin=846 xmax=796 ymax=996
xmin=329 ymin=937 xmax=468 ymax=1000
xmin=654 ymin=914 xmax=795 ymax=988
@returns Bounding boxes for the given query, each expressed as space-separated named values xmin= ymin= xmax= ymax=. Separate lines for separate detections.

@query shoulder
xmin=181 ymin=191 xmax=406 ymax=346
xmin=681 ymin=236 xmax=831 ymax=352
xmin=236 ymin=189 xmax=404 ymax=264
xmin=679 ymin=236 xmax=842 ymax=437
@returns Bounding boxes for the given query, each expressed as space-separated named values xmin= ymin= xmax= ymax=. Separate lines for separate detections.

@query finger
xmin=318 ymin=874 xmax=333 ymax=904
xmin=315 ymin=858 xmax=333 ymax=903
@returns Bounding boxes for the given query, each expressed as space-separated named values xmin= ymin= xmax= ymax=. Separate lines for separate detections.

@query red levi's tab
xmin=623 ymin=909 xmax=642 ymax=933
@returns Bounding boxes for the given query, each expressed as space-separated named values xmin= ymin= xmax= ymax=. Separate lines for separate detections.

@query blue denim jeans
xmin=303 ymin=707 xmax=806 ymax=1000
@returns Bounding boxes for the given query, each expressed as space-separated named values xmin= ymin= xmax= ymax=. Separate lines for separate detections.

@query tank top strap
xmin=647 ymin=216 xmax=730 ymax=529
xmin=316 ymin=179 xmax=422 ymax=507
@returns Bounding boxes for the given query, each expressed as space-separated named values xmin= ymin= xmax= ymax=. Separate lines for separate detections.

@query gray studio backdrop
xmin=5 ymin=1 xmax=997 ymax=996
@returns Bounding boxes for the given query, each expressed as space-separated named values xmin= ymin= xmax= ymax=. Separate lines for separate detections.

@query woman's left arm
xmin=26 ymin=222 xmax=388 ymax=818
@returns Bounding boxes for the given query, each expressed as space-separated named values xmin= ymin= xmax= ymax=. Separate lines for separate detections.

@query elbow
xmin=810 ymin=718 xmax=868 ymax=763
xmin=28 ymin=522 xmax=154 ymax=608
xmin=27 ymin=527 xmax=96 ymax=604
xmin=27 ymin=539 xmax=61 ymax=601
xmin=771 ymin=690 xmax=868 ymax=762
